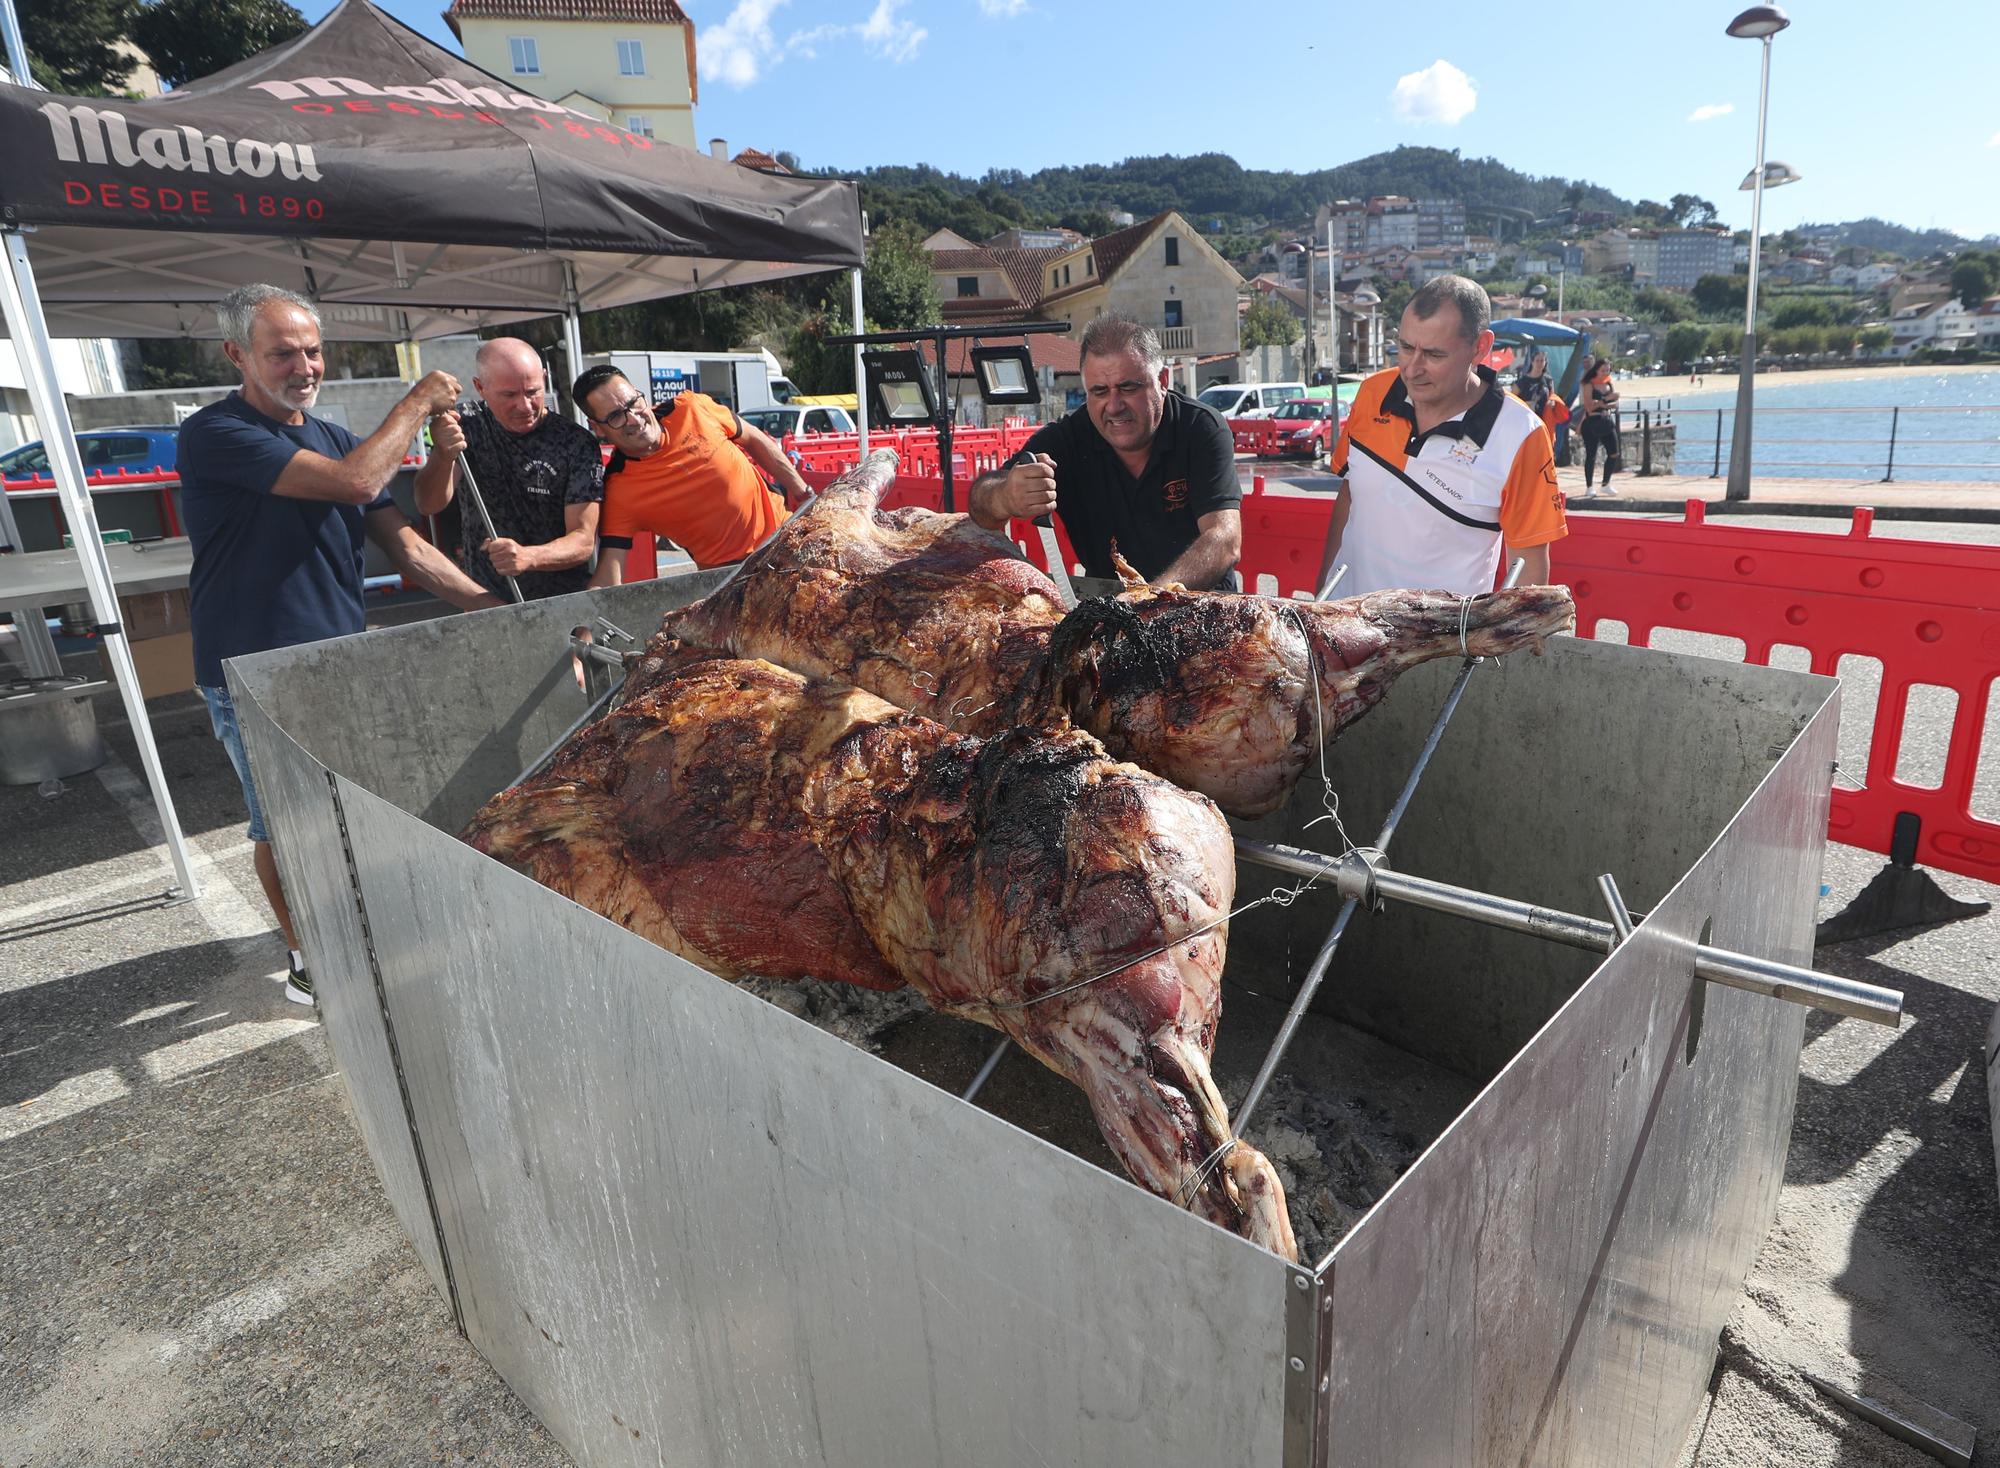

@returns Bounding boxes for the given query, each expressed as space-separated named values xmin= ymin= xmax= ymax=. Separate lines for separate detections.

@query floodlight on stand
xmin=970 ymin=343 xmax=1040 ymax=405
xmin=862 ymin=348 xmax=940 ymax=425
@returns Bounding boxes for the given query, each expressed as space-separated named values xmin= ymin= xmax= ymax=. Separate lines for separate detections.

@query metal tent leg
xmin=1 ymin=229 xmax=201 ymax=901
xmin=561 ymin=261 xmax=587 ymax=427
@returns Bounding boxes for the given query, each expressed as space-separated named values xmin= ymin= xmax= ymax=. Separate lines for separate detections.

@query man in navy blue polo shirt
xmin=967 ymin=315 xmax=1242 ymax=591
xmin=180 ymin=283 xmax=501 ymax=1004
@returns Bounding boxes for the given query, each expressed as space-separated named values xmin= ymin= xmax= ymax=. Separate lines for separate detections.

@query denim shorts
xmin=200 ymin=684 xmax=269 ymax=844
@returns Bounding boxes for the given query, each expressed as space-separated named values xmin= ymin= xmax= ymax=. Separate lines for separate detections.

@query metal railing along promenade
xmin=1621 ymin=401 xmax=2000 ymax=482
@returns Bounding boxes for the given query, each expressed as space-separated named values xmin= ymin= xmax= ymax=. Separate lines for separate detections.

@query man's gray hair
xmin=1078 ymin=313 xmax=1164 ymax=374
xmin=1406 ymin=274 xmax=1491 ymax=345
xmin=216 ymin=283 xmax=320 ymax=351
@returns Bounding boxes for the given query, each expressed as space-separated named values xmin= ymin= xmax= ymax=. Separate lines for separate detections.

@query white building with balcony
xmin=1888 ymin=298 xmax=1976 ymax=357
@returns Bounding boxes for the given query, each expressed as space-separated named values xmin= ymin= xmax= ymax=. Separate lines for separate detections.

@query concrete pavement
xmin=3 ymin=568 xmax=1997 ymax=1464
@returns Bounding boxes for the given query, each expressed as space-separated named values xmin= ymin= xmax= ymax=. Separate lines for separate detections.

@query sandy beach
xmin=1617 ymin=360 xmax=2000 ymax=402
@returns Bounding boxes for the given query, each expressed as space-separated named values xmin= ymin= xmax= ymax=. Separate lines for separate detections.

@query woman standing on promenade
xmin=1577 ymin=358 xmax=1621 ymax=497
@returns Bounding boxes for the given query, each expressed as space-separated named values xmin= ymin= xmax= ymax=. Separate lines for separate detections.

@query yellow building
xmin=444 ymin=0 xmax=698 ymax=148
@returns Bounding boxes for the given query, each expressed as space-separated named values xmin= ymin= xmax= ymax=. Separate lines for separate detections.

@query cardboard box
xmin=101 ymin=629 xmax=195 ymax=700
xmin=118 ymin=588 xmax=192 ymax=642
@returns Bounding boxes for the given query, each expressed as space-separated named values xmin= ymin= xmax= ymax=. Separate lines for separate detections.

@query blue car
xmin=2 ymin=425 xmax=184 ymax=550
xmin=1 ymin=425 xmax=180 ymax=482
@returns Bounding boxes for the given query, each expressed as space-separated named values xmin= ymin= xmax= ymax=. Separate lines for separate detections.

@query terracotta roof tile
xmin=1086 ymin=211 xmax=1167 ymax=282
xmin=929 ymin=248 xmax=1001 ymax=271
xmin=940 ymin=297 xmax=1030 ymax=322
xmin=447 ymin=0 xmax=690 ymax=23
xmin=983 ymin=246 xmax=1067 ymax=307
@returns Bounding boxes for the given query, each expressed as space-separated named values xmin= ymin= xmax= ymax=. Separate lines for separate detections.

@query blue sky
xmin=331 ymin=0 xmax=2000 ymax=240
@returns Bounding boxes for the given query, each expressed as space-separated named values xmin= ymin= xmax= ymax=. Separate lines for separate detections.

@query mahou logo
xmin=246 ymin=74 xmax=598 ymax=120
xmin=40 ymin=103 xmax=322 ymax=181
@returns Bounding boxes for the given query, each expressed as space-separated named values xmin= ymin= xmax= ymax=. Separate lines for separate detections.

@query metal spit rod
xmin=1231 ymin=559 xmax=1528 ymax=1136
xmin=451 ymin=448 xmax=524 ymax=605
xmin=1234 ymin=841 xmax=1904 ymax=1028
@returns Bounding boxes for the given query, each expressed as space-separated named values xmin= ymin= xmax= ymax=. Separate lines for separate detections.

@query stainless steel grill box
xmin=231 ymin=570 xmax=1836 ymax=1468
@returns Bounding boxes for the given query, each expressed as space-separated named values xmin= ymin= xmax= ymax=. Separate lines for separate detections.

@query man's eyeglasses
xmin=594 ymin=393 xmax=648 ymax=429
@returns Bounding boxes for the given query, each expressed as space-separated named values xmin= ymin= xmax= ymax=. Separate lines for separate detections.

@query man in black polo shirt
xmin=969 ymin=315 xmax=1242 ymax=590
xmin=413 ymin=337 xmax=605 ymax=599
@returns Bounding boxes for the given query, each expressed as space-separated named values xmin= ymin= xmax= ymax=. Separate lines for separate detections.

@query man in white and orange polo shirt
xmin=574 ymin=366 xmax=810 ymax=582
xmin=1319 ymin=275 xmax=1566 ymax=597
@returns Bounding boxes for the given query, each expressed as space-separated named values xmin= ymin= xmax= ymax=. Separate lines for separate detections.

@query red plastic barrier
xmin=1552 ymin=502 xmax=2000 ymax=882
xmin=1229 ymin=417 xmax=1280 ymax=456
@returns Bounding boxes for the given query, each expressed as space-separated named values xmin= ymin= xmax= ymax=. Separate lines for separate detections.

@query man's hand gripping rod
xmin=442 ymin=404 xmax=523 ymax=605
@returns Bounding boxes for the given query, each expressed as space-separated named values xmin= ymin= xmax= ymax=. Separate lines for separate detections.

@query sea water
xmin=1629 ymin=368 xmax=2000 ymax=481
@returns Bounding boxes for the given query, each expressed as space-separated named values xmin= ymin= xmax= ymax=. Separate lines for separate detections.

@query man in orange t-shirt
xmin=575 ymin=366 xmax=811 ymax=584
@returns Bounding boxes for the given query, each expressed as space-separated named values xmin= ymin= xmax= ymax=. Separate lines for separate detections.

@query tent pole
xmin=561 ymin=262 xmax=587 ymax=425
xmin=0 ymin=0 xmax=63 ymax=674
xmin=0 ymin=0 xmax=30 ymax=87
xmin=1 ymin=229 xmax=202 ymax=901
xmin=850 ymin=267 xmax=868 ymax=453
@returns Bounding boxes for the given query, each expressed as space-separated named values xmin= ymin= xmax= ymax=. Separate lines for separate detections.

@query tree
xmin=1950 ymin=253 xmax=1996 ymax=310
xmin=1692 ymin=273 xmax=1748 ymax=319
xmin=1374 ymin=278 xmax=1414 ymax=329
xmin=1663 ymin=322 xmax=1710 ymax=370
xmin=861 ymin=220 xmax=943 ymax=332
xmin=1771 ymin=296 xmax=1834 ymax=329
xmin=131 ymin=0 xmax=306 ymax=86
xmin=1856 ymin=325 xmax=1893 ymax=357
xmin=1242 ymin=298 xmax=1302 ymax=349
xmin=16 ymin=0 xmax=137 ymax=93
xmin=784 ymin=304 xmax=854 ymax=395
xmin=1669 ymin=193 xmax=1719 ymax=229
xmin=1633 ymin=288 xmax=1696 ymax=323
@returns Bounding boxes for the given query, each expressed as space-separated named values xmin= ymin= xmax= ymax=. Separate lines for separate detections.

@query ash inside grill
xmin=736 ymin=973 xmax=1476 ymax=1261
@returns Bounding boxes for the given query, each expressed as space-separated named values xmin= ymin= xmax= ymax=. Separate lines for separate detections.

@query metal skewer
xmin=1233 ymin=841 xmax=1903 ymax=1028
xmin=451 ymin=447 xmax=524 ymax=606
xmin=1233 ymin=559 xmax=1528 ymax=1136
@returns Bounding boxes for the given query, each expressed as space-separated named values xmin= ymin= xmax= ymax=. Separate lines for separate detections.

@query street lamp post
xmin=1724 ymin=3 xmax=1792 ymax=501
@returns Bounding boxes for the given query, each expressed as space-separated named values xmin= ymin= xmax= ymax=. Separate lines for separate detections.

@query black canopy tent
xmin=0 ymin=0 xmax=862 ymax=338
xmin=0 ymin=0 xmax=864 ymax=898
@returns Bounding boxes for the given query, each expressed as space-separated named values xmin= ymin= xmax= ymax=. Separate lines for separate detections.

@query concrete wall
xmin=62 ymin=337 xmax=485 ymax=438
xmin=1239 ymin=344 xmax=1302 ymax=383
xmin=64 ymin=378 xmax=413 ymax=435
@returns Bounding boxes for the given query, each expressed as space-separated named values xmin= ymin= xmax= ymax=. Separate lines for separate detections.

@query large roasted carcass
xmin=633 ymin=450 xmax=1575 ymax=816
xmin=463 ymin=656 xmax=1297 ymax=1259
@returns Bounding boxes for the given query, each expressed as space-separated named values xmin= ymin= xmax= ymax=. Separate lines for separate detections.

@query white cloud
xmin=979 ymin=0 xmax=1030 ymax=15
xmin=1989 ymin=131 xmax=2000 ymax=147
xmin=701 ymin=0 xmax=789 ymax=88
xmin=1390 ymin=60 xmax=1477 ymax=126
xmin=1688 ymin=102 xmax=1735 ymax=123
xmin=711 ymin=0 xmax=926 ymax=81
xmin=860 ymin=0 xmax=927 ymax=62
xmin=785 ymin=21 xmax=844 ymax=60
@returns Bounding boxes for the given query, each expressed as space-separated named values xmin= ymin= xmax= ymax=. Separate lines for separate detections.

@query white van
xmin=1196 ymin=381 xmax=1309 ymax=418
